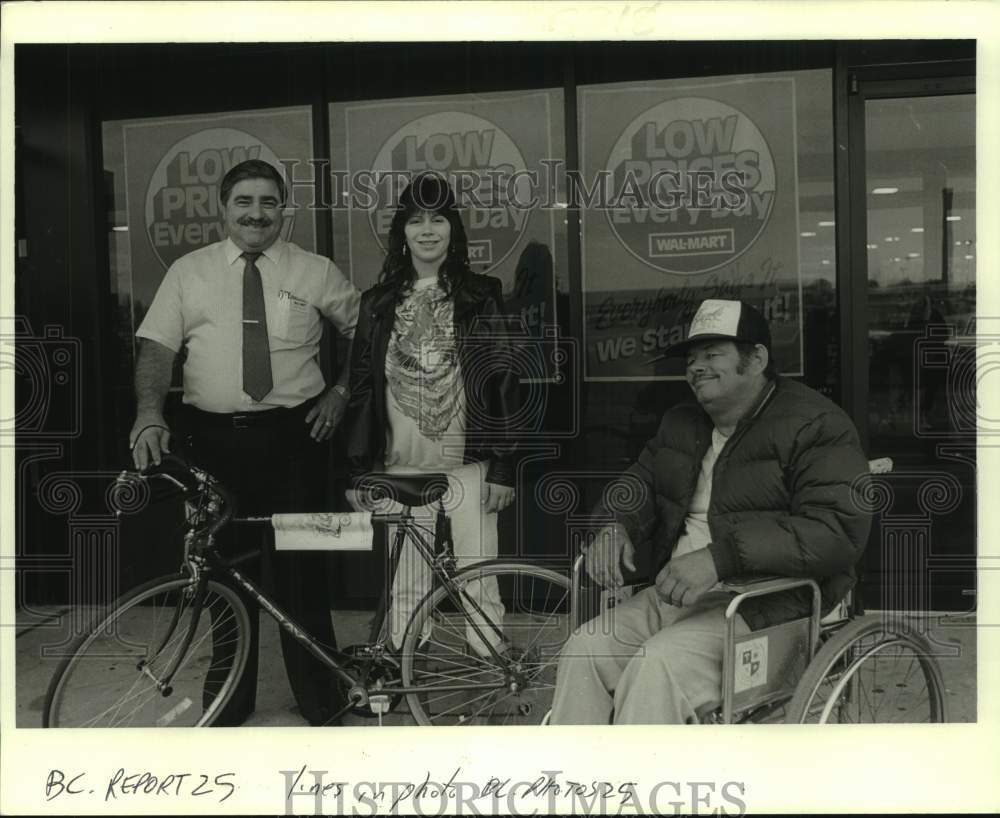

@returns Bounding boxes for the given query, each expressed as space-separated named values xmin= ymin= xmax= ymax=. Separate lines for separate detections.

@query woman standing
xmin=344 ymin=172 xmax=521 ymax=652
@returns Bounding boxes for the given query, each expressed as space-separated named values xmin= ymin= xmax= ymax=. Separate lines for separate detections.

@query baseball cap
xmin=663 ymin=299 xmax=771 ymax=359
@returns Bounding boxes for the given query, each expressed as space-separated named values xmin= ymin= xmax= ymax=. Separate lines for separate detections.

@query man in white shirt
xmin=129 ymin=159 xmax=361 ymax=726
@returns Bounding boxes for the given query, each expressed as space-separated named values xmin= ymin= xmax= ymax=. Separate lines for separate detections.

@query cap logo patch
xmin=689 ymin=299 xmax=741 ymax=337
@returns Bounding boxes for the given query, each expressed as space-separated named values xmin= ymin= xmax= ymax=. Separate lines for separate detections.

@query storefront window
xmin=102 ymin=106 xmax=316 ymax=361
xmin=575 ymin=69 xmax=836 ymax=466
xmin=864 ymin=94 xmax=976 ymax=450
xmin=328 ymin=90 xmax=568 ymax=338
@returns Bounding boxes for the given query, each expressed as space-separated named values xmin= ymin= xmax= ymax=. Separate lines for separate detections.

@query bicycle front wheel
xmin=44 ymin=574 xmax=252 ymax=727
xmin=401 ymin=561 xmax=571 ymax=726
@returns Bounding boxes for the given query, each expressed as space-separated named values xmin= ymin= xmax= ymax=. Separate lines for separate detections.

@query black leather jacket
xmin=344 ymin=274 xmax=522 ymax=487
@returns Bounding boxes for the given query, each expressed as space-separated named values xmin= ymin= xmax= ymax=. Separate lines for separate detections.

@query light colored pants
xmin=549 ymin=586 xmax=749 ymax=724
xmin=385 ymin=462 xmax=504 ymax=653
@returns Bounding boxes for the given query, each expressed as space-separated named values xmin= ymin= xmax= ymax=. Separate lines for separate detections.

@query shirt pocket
xmin=272 ymin=290 xmax=313 ymax=344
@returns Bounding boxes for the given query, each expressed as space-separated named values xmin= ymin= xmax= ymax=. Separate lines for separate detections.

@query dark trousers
xmin=180 ymin=400 xmax=345 ymax=726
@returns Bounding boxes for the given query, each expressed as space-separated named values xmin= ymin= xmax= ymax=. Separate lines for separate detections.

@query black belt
xmin=184 ymin=395 xmax=318 ymax=430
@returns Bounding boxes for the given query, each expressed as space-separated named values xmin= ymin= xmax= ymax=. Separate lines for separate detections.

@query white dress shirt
xmin=137 ymin=238 xmax=360 ymax=412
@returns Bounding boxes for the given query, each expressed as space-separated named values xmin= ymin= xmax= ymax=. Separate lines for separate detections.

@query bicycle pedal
xmin=369 ymin=695 xmax=391 ymax=715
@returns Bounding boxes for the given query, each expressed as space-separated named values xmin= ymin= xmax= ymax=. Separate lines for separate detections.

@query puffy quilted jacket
xmin=597 ymin=377 xmax=872 ymax=630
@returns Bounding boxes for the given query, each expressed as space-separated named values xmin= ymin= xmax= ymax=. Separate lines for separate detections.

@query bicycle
xmin=42 ymin=456 xmax=572 ymax=727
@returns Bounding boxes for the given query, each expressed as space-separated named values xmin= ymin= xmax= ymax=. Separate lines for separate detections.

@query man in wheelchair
xmin=549 ymin=299 xmax=872 ymax=724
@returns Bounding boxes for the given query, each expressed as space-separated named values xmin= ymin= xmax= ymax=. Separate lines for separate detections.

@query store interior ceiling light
xmin=800 ymin=231 xmax=816 ymax=237
xmin=872 ymin=187 xmax=899 ymax=195
xmin=911 ymin=227 xmax=924 ymax=233
xmin=946 ymin=215 xmax=962 ymax=221
xmin=818 ymin=221 xmax=835 ymax=227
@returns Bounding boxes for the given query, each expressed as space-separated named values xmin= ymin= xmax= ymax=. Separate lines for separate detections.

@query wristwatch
xmin=332 ymin=384 xmax=350 ymax=399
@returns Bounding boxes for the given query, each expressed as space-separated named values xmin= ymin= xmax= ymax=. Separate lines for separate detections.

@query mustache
xmin=237 ymin=216 xmax=274 ymax=227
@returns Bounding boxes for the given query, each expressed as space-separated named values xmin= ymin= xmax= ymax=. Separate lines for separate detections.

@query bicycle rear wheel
xmin=400 ymin=561 xmax=571 ymax=726
xmin=44 ymin=574 xmax=252 ymax=727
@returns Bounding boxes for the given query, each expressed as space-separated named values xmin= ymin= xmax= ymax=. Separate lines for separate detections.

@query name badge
xmin=278 ymin=289 xmax=309 ymax=312
xmin=275 ymin=290 xmax=312 ymax=341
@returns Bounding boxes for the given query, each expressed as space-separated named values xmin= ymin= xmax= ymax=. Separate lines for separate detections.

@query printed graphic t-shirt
xmin=384 ymin=277 xmax=467 ymax=469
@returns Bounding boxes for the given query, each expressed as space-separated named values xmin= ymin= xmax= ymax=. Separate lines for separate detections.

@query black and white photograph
xmin=2 ymin=1 xmax=999 ymax=814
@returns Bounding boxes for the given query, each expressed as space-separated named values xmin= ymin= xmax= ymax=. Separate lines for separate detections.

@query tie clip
xmin=242 ymin=319 xmax=261 ymax=324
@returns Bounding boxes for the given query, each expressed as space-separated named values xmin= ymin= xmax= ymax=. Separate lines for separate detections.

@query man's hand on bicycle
xmin=584 ymin=522 xmax=636 ymax=588
xmin=130 ymin=412 xmax=171 ymax=471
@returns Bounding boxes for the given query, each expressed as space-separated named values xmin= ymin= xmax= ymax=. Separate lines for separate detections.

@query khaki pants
xmin=549 ymin=586 xmax=749 ymax=724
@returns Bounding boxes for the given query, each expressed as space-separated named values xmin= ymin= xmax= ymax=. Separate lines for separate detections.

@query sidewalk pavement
xmin=14 ymin=606 xmax=977 ymax=727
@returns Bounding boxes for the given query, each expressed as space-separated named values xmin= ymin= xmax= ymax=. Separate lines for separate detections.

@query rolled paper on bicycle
xmin=271 ymin=511 xmax=374 ymax=551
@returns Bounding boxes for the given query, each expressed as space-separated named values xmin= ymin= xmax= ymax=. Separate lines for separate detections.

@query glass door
xmin=854 ymin=82 xmax=976 ymax=613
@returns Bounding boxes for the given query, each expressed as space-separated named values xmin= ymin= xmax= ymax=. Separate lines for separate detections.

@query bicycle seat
xmin=351 ymin=472 xmax=449 ymax=507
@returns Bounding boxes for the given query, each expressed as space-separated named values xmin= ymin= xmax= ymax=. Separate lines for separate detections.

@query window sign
xmin=105 ymin=106 xmax=316 ymax=343
xmin=329 ymin=90 xmax=566 ymax=341
xmin=579 ymin=76 xmax=804 ymax=380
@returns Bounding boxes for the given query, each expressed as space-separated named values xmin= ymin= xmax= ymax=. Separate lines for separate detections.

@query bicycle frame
xmin=129 ymin=464 xmax=522 ymax=720
xmin=218 ymin=513 xmax=516 ymax=707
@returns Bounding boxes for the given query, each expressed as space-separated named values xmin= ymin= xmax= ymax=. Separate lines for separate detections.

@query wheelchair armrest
xmin=720 ymin=576 xmax=822 ymax=622
xmin=718 ymin=574 xmax=793 ymax=595
xmin=716 ymin=575 xmax=824 ymax=724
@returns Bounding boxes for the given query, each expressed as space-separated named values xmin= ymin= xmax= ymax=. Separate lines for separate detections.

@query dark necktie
xmin=241 ymin=252 xmax=273 ymax=401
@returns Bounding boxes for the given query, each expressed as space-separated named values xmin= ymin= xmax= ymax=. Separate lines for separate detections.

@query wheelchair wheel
xmin=785 ymin=614 xmax=948 ymax=724
xmin=400 ymin=561 xmax=571 ymax=726
xmin=44 ymin=574 xmax=252 ymax=727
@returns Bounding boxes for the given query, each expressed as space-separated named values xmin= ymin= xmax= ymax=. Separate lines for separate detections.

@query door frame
xmin=836 ymin=63 xmax=975 ymax=612
xmin=835 ymin=64 xmax=975 ymax=451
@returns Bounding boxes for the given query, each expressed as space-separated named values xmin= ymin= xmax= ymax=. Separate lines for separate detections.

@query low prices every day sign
xmin=366 ymin=112 xmax=534 ymax=270
xmin=143 ymin=130 xmax=287 ymax=269
xmin=122 ymin=108 xmax=315 ymax=318
xmin=607 ymin=97 xmax=775 ymax=275
xmin=331 ymin=91 xmax=562 ymax=328
xmin=580 ymin=77 xmax=803 ymax=380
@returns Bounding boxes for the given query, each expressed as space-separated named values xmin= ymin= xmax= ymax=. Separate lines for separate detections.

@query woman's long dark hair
xmin=378 ymin=172 xmax=472 ymax=299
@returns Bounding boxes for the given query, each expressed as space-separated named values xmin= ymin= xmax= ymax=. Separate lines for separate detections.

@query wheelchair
xmin=567 ymin=458 xmax=950 ymax=724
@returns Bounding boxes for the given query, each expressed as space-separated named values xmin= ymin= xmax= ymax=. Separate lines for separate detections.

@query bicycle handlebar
xmin=119 ymin=454 xmax=235 ymax=542
xmin=140 ymin=454 xmax=203 ymax=493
